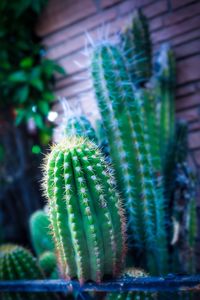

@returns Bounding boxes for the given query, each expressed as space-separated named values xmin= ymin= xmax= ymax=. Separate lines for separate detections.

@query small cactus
xmin=42 ymin=136 xmax=127 ymax=283
xmin=121 ymin=9 xmax=152 ymax=85
xmin=105 ymin=268 xmax=153 ymax=300
xmin=66 ymin=115 xmax=98 ymax=144
xmin=39 ymin=251 xmax=58 ymax=279
xmin=29 ymin=210 xmax=55 ymax=256
xmin=91 ymin=42 xmax=168 ymax=274
xmin=0 ymin=244 xmax=47 ymax=300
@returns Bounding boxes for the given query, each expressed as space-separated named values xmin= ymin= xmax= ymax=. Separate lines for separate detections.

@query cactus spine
xmin=121 ymin=9 xmax=152 ymax=85
xmin=91 ymin=43 xmax=168 ymax=274
xmin=66 ymin=115 xmax=98 ymax=144
xmin=42 ymin=136 xmax=126 ymax=283
xmin=29 ymin=210 xmax=55 ymax=256
xmin=0 ymin=244 xmax=46 ymax=300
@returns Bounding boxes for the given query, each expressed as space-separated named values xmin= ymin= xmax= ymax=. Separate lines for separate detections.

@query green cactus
xmin=154 ymin=44 xmax=176 ymax=165
xmin=105 ymin=268 xmax=154 ymax=300
xmin=42 ymin=136 xmax=127 ymax=283
xmin=29 ymin=209 xmax=55 ymax=256
xmin=95 ymin=119 xmax=111 ymax=162
xmin=121 ymin=9 xmax=152 ymax=85
xmin=65 ymin=115 xmax=98 ymax=144
xmin=0 ymin=244 xmax=48 ymax=300
xmin=39 ymin=251 xmax=58 ymax=279
xmin=91 ymin=42 xmax=168 ymax=274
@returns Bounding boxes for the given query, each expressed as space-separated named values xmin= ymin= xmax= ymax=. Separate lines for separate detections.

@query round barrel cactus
xmin=0 ymin=244 xmax=47 ymax=300
xmin=39 ymin=251 xmax=58 ymax=279
xmin=42 ymin=136 xmax=127 ymax=283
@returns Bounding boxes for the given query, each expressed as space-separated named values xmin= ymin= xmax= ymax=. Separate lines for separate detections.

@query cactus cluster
xmin=91 ymin=42 xmax=168 ymax=274
xmin=39 ymin=251 xmax=58 ymax=279
xmin=0 ymin=244 xmax=47 ymax=300
xmin=42 ymin=136 xmax=127 ymax=283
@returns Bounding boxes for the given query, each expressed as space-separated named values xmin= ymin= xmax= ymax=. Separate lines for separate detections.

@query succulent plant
xmin=95 ymin=119 xmax=111 ymax=162
xmin=30 ymin=209 xmax=55 ymax=256
xmin=154 ymin=43 xmax=176 ymax=165
xmin=0 ymin=244 xmax=48 ymax=300
xmin=91 ymin=42 xmax=168 ymax=274
xmin=65 ymin=115 xmax=98 ymax=144
xmin=39 ymin=251 xmax=58 ymax=279
xmin=105 ymin=268 xmax=154 ymax=300
xmin=42 ymin=136 xmax=127 ymax=283
xmin=121 ymin=9 xmax=152 ymax=86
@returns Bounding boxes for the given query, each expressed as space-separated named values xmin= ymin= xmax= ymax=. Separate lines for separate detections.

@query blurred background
xmin=0 ymin=0 xmax=200 ymax=271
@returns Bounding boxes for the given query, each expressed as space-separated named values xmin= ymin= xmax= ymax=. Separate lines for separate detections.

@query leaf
xmin=15 ymin=109 xmax=26 ymax=125
xmin=54 ymin=64 xmax=66 ymax=75
xmin=20 ymin=57 xmax=33 ymax=69
xmin=9 ymin=71 xmax=27 ymax=83
xmin=38 ymin=101 xmax=49 ymax=114
xmin=33 ymin=113 xmax=44 ymax=129
xmin=30 ymin=78 xmax=44 ymax=91
xmin=16 ymin=85 xmax=29 ymax=103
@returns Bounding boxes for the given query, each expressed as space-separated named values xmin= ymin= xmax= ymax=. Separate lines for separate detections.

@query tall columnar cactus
xmin=0 ymin=244 xmax=48 ymax=300
xmin=42 ymin=137 xmax=127 ymax=283
xmin=65 ymin=115 xmax=98 ymax=144
xmin=121 ymin=9 xmax=152 ymax=85
xmin=154 ymin=44 xmax=176 ymax=164
xmin=91 ymin=42 xmax=168 ymax=274
xmin=29 ymin=210 xmax=55 ymax=256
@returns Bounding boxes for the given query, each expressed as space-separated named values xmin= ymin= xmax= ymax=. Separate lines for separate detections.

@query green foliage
xmin=0 ymin=244 xmax=46 ymax=300
xmin=42 ymin=136 xmax=127 ymax=283
xmin=121 ymin=9 xmax=152 ymax=85
xmin=29 ymin=209 xmax=55 ymax=256
xmin=0 ymin=0 xmax=65 ymax=134
xmin=91 ymin=42 xmax=168 ymax=275
xmin=65 ymin=115 xmax=98 ymax=144
xmin=39 ymin=251 xmax=58 ymax=279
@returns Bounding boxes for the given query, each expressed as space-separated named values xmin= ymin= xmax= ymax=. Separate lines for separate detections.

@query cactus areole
xmin=42 ymin=137 xmax=126 ymax=283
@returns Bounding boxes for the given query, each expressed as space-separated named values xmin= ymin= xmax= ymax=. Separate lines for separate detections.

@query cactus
xmin=91 ymin=42 xmax=168 ymax=274
xmin=154 ymin=44 xmax=176 ymax=165
xmin=42 ymin=136 xmax=127 ymax=283
xmin=95 ymin=119 xmax=111 ymax=162
xmin=65 ymin=115 xmax=98 ymax=144
xmin=105 ymin=268 xmax=154 ymax=300
xmin=29 ymin=210 xmax=55 ymax=256
xmin=39 ymin=251 xmax=58 ymax=279
xmin=0 ymin=244 xmax=49 ymax=300
xmin=121 ymin=9 xmax=152 ymax=86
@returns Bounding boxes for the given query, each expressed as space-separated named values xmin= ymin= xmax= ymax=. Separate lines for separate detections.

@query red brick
xmin=149 ymin=16 xmax=163 ymax=31
xmin=176 ymin=107 xmax=200 ymax=122
xmin=171 ymin=28 xmax=200 ymax=47
xmin=189 ymin=121 xmax=200 ymax=131
xmin=176 ymin=93 xmax=200 ymax=110
xmin=176 ymin=83 xmax=198 ymax=97
xmin=193 ymin=149 xmax=200 ymax=165
xmin=55 ymin=70 xmax=89 ymax=89
xmin=174 ymin=39 xmax=200 ymax=59
xmin=164 ymin=2 xmax=200 ymax=26
xmin=118 ymin=0 xmax=136 ymax=15
xmin=189 ymin=131 xmax=200 ymax=149
xmin=151 ymin=15 xmax=200 ymax=43
xmin=171 ymin=0 xmax=196 ymax=10
xmin=177 ymin=55 xmax=200 ymax=85
xmin=101 ymin=0 xmax=122 ymax=9
xmin=43 ymin=9 xmax=117 ymax=47
xmin=143 ymin=1 xmax=168 ymax=18
xmin=55 ymin=78 xmax=93 ymax=99
xmin=36 ymin=0 xmax=97 ymax=36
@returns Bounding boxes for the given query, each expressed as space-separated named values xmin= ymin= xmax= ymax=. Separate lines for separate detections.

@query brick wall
xmin=36 ymin=0 xmax=200 ymax=177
